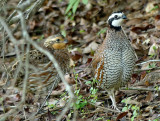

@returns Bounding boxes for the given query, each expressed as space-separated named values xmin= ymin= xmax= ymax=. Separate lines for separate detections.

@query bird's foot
xmin=111 ymin=105 xmax=121 ymax=112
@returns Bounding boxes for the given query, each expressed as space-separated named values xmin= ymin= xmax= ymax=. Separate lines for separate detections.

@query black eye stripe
xmin=114 ymin=15 xmax=121 ymax=20
xmin=115 ymin=15 xmax=118 ymax=18
xmin=56 ymin=39 xmax=60 ymax=42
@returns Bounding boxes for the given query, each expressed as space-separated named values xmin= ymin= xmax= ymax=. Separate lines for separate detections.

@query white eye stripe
xmin=108 ymin=12 xmax=124 ymax=21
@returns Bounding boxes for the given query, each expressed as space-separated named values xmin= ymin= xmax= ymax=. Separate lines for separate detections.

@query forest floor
xmin=0 ymin=0 xmax=160 ymax=121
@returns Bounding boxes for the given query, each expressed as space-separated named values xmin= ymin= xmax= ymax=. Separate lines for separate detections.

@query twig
xmin=36 ymin=76 xmax=60 ymax=114
xmin=0 ymin=16 xmax=23 ymax=87
xmin=57 ymin=99 xmax=73 ymax=121
xmin=6 ymin=0 xmax=25 ymax=23
xmin=0 ymin=103 xmax=23 ymax=121
xmin=23 ymin=106 xmax=27 ymax=120
xmin=134 ymin=67 xmax=160 ymax=73
xmin=136 ymin=60 xmax=160 ymax=66
xmin=89 ymin=102 xmax=120 ymax=113
xmin=18 ymin=11 xmax=30 ymax=102
xmin=121 ymin=87 xmax=160 ymax=92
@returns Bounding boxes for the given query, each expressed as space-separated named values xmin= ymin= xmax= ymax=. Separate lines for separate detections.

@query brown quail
xmin=92 ymin=12 xmax=136 ymax=111
xmin=9 ymin=34 xmax=70 ymax=92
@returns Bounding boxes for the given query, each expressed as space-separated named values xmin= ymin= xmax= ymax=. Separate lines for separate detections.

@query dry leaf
xmin=83 ymin=41 xmax=98 ymax=54
xmin=144 ymin=91 xmax=153 ymax=102
xmin=116 ymin=112 xmax=128 ymax=121
xmin=148 ymin=43 xmax=159 ymax=55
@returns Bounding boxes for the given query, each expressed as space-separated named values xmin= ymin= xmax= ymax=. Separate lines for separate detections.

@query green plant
xmin=73 ymin=74 xmax=98 ymax=110
xmin=154 ymin=85 xmax=159 ymax=91
xmin=36 ymin=35 xmax=44 ymax=42
xmin=153 ymin=118 xmax=160 ymax=121
xmin=96 ymin=117 xmax=104 ymax=120
xmin=0 ymin=97 xmax=5 ymax=113
xmin=65 ymin=0 xmax=88 ymax=19
xmin=148 ymin=62 xmax=156 ymax=69
xmin=60 ymin=25 xmax=67 ymax=37
xmin=74 ymin=72 xmax=88 ymax=110
xmin=75 ymin=94 xmax=88 ymax=109
xmin=122 ymin=97 xmax=140 ymax=121
xmin=97 ymin=28 xmax=107 ymax=35
xmin=86 ymin=78 xmax=98 ymax=104
xmin=150 ymin=5 xmax=159 ymax=12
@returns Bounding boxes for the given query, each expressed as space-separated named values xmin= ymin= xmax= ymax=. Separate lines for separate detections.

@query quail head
xmin=92 ymin=12 xmax=136 ymax=111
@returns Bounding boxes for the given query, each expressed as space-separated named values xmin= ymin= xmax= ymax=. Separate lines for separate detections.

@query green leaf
xmin=72 ymin=0 xmax=80 ymax=14
xmin=93 ymin=78 xmax=98 ymax=84
xmin=149 ymin=63 xmax=156 ymax=68
xmin=133 ymin=110 xmax=138 ymax=116
xmin=37 ymin=35 xmax=44 ymax=42
xmin=0 ymin=98 xmax=3 ymax=103
xmin=91 ymin=88 xmax=97 ymax=95
xmin=131 ymin=105 xmax=136 ymax=110
xmin=68 ymin=112 xmax=72 ymax=118
xmin=78 ymin=95 xmax=83 ymax=99
xmin=96 ymin=117 xmax=103 ymax=120
xmin=150 ymin=5 xmax=159 ymax=12
xmin=153 ymin=46 xmax=157 ymax=50
xmin=122 ymin=106 xmax=128 ymax=112
xmin=79 ymin=29 xmax=85 ymax=33
xmin=97 ymin=28 xmax=107 ymax=35
xmin=131 ymin=116 xmax=135 ymax=121
xmin=153 ymin=119 xmax=159 ymax=121
xmin=82 ymin=0 xmax=88 ymax=4
xmin=91 ymin=99 xmax=96 ymax=103
xmin=61 ymin=30 xmax=66 ymax=37
xmin=86 ymin=81 xmax=92 ymax=85
xmin=65 ymin=0 xmax=76 ymax=14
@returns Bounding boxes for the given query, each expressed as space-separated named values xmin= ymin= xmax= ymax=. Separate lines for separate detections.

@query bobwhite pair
xmin=92 ymin=12 xmax=136 ymax=111
xmin=10 ymin=12 xmax=135 ymax=112
xmin=10 ymin=34 xmax=70 ymax=92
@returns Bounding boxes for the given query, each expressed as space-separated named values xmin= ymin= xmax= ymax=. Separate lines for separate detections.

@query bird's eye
xmin=56 ymin=39 xmax=60 ymax=42
xmin=114 ymin=15 xmax=118 ymax=18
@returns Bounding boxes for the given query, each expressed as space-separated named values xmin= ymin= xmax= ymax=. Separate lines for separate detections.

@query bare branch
xmin=136 ymin=60 xmax=160 ymax=66
xmin=121 ymin=87 xmax=160 ymax=92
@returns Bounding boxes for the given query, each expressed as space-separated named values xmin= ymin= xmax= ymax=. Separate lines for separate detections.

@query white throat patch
xmin=111 ymin=19 xmax=124 ymax=27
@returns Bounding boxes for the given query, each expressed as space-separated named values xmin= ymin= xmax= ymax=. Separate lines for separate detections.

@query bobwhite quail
xmin=92 ymin=12 xmax=136 ymax=111
xmin=9 ymin=34 xmax=70 ymax=92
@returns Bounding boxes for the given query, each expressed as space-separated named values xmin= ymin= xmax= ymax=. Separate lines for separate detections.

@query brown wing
xmin=92 ymin=33 xmax=109 ymax=86
xmin=92 ymin=43 xmax=105 ymax=86
xmin=92 ymin=44 xmax=104 ymax=70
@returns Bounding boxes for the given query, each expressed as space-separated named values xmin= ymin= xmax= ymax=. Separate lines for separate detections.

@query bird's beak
xmin=122 ymin=14 xmax=127 ymax=19
xmin=64 ymin=39 xmax=68 ymax=43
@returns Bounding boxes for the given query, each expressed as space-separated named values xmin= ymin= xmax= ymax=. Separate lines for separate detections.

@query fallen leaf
xmin=148 ymin=43 xmax=159 ymax=55
xmin=144 ymin=91 xmax=153 ymax=102
xmin=116 ymin=112 xmax=128 ymax=121
xmin=83 ymin=41 xmax=98 ymax=54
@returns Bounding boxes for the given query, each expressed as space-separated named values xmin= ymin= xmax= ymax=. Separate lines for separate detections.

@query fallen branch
xmin=134 ymin=67 xmax=160 ymax=73
xmin=121 ymin=87 xmax=160 ymax=92
xmin=136 ymin=60 xmax=160 ymax=66
xmin=89 ymin=102 xmax=120 ymax=113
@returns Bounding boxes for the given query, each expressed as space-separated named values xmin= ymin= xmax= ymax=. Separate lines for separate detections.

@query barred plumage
xmin=92 ymin=12 xmax=136 ymax=111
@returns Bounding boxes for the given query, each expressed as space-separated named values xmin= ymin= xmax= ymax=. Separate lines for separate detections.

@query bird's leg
xmin=108 ymin=89 xmax=120 ymax=112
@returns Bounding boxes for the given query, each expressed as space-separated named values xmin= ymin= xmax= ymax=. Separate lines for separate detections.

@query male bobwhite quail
xmin=9 ymin=34 xmax=70 ymax=92
xmin=92 ymin=12 xmax=136 ymax=111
